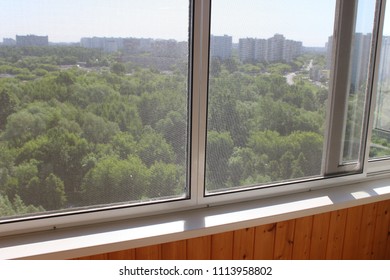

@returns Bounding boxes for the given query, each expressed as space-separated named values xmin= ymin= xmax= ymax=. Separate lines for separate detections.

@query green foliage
xmin=149 ymin=162 xmax=183 ymax=198
xmin=81 ymin=155 xmax=150 ymax=204
xmin=0 ymin=45 xmax=330 ymax=217
xmin=137 ymin=127 xmax=176 ymax=167
xmin=267 ymin=63 xmax=292 ymax=75
xmin=0 ymin=194 xmax=44 ymax=217
xmin=206 ymin=131 xmax=234 ymax=189
xmin=79 ymin=112 xmax=119 ymax=143
xmin=111 ymin=62 xmax=126 ymax=75
xmin=0 ymin=88 xmax=19 ymax=129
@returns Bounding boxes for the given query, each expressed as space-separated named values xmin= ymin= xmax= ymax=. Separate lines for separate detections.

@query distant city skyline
xmin=0 ymin=0 xmax=386 ymax=47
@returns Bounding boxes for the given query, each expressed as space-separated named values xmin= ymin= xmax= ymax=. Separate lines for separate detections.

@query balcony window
xmin=0 ymin=0 xmax=389 ymax=237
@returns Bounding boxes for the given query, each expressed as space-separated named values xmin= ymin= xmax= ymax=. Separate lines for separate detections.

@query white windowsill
xmin=1 ymin=176 xmax=390 ymax=260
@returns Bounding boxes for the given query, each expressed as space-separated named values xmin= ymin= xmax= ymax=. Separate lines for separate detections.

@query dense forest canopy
xmin=0 ymin=45 xmax=386 ymax=218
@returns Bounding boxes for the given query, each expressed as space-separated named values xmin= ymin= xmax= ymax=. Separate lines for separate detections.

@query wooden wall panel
xmin=342 ymin=206 xmax=363 ymax=259
xmin=161 ymin=240 xmax=187 ymax=260
xmin=186 ymin=236 xmax=211 ymax=259
xmin=75 ymin=253 xmax=108 ymax=260
xmin=232 ymin=228 xmax=255 ymax=260
xmin=135 ymin=244 xmax=161 ymax=260
xmin=76 ymin=200 xmax=390 ymax=260
xmin=356 ymin=203 xmax=377 ymax=259
xmin=253 ymin=223 xmax=276 ymax=259
xmin=108 ymin=249 xmax=135 ymax=260
xmin=292 ymin=216 xmax=313 ymax=259
xmin=326 ymin=209 xmax=348 ymax=259
xmin=211 ymin=231 xmax=234 ymax=259
xmin=309 ymin=212 xmax=331 ymax=259
xmin=371 ymin=200 xmax=390 ymax=259
xmin=273 ymin=220 xmax=295 ymax=260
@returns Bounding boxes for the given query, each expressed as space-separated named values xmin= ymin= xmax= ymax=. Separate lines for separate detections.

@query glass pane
xmin=342 ymin=0 xmax=376 ymax=163
xmin=0 ymin=0 xmax=190 ymax=220
xmin=206 ymin=0 xmax=336 ymax=193
xmin=370 ymin=2 xmax=390 ymax=159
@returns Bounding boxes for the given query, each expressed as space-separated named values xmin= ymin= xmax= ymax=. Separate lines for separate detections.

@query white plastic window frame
xmin=196 ymin=0 xmax=387 ymax=205
xmin=366 ymin=0 xmax=390 ymax=175
xmin=0 ymin=0 xmax=388 ymax=238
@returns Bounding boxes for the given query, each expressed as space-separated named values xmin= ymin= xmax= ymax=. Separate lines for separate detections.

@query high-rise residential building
xmin=2 ymin=38 xmax=16 ymax=46
xmin=152 ymin=39 xmax=186 ymax=58
xmin=375 ymin=36 xmax=390 ymax=130
xmin=350 ymin=33 xmax=372 ymax=92
xmin=267 ymin=34 xmax=285 ymax=62
xmin=254 ymin=39 xmax=268 ymax=62
xmin=378 ymin=36 xmax=390 ymax=83
xmin=283 ymin=40 xmax=302 ymax=62
xmin=239 ymin=38 xmax=256 ymax=62
xmin=327 ymin=33 xmax=372 ymax=92
xmin=326 ymin=36 xmax=334 ymax=70
xmin=238 ymin=34 xmax=301 ymax=63
xmin=210 ymin=35 xmax=232 ymax=60
xmin=122 ymin=38 xmax=154 ymax=55
xmin=16 ymin=35 xmax=49 ymax=47
xmin=80 ymin=37 xmax=123 ymax=53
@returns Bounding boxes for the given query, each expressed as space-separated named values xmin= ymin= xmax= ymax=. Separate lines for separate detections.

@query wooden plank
xmin=385 ymin=200 xmax=390 ymax=260
xmin=273 ymin=219 xmax=295 ymax=260
xmin=326 ymin=209 xmax=348 ymax=259
xmin=135 ymin=244 xmax=161 ymax=260
xmin=356 ymin=202 xmax=377 ymax=259
xmin=309 ymin=212 xmax=331 ymax=259
xmin=292 ymin=216 xmax=313 ymax=259
xmin=371 ymin=200 xmax=390 ymax=259
xmin=211 ymin=231 xmax=234 ymax=260
xmin=77 ymin=253 xmax=108 ymax=260
xmin=253 ymin=223 xmax=276 ymax=260
xmin=342 ymin=205 xmax=363 ymax=259
xmin=386 ymin=213 xmax=390 ymax=260
xmin=71 ymin=256 xmax=90 ymax=260
xmin=233 ymin=228 xmax=255 ymax=260
xmin=161 ymin=240 xmax=187 ymax=260
xmin=187 ymin=236 xmax=211 ymax=259
xmin=108 ymin=249 xmax=136 ymax=260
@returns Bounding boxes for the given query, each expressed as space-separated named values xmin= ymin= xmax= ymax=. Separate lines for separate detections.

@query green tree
xmin=111 ymin=62 xmax=126 ymax=75
xmin=137 ymin=127 xmax=176 ymax=167
xmin=206 ymin=131 xmax=234 ymax=189
xmin=148 ymin=162 xmax=182 ymax=198
xmin=0 ymin=194 xmax=44 ymax=217
xmin=0 ymin=89 xmax=19 ymax=130
xmin=79 ymin=112 xmax=119 ymax=144
xmin=81 ymin=155 xmax=150 ymax=205
xmin=42 ymin=173 xmax=67 ymax=210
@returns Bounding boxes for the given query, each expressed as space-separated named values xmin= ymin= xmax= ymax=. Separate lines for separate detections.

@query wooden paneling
xmin=135 ymin=244 xmax=161 ymax=260
xmin=233 ymin=228 xmax=255 ymax=260
xmin=371 ymin=200 xmax=390 ymax=259
xmin=211 ymin=231 xmax=234 ymax=259
xmin=274 ymin=220 xmax=295 ymax=259
xmin=356 ymin=203 xmax=377 ymax=259
xmin=253 ymin=223 xmax=276 ymax=259
xmin=326 ymin=209 xmax=348 ymax=259
xmin=186 ymin=236 xmax=211 ymax=259
xmin=161 ymin=240 xmax=187 ymax=260
xmin=76 ymin=200 xmax=390 ymax=260
xmin=292 ymin=216 xmax=313 ymax=259
xmin=108 ymin=249 xmax=136 ymax=260
xmin=309 ymin=212 xmax=331 ymax=259
xmin=342 ymin=206 xmax=363 ymax=259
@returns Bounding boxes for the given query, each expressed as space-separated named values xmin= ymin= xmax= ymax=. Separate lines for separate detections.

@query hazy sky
xmin=0 ymin=0 xmax=384 ymax=47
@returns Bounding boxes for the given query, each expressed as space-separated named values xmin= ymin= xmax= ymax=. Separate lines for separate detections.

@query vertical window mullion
xmin=324 ymin=0 xmax=382 ymax=176
xmin=323 ymin=0 xmax=359 ymax=175
xmin=366 ymin=0 xmax=388 ymax=173
xmin=191 ymin=0 xmax=211 ymax=201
